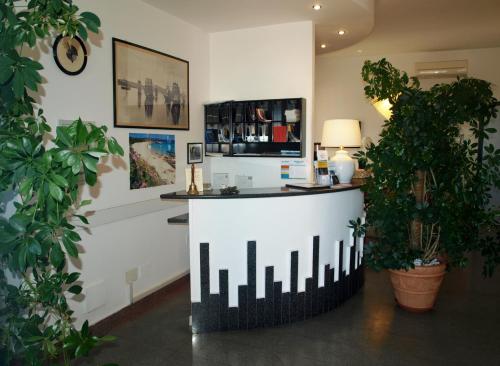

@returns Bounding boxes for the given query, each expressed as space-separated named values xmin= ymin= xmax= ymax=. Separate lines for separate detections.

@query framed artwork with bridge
xmin=113 ymin=38 xmax=189 ymax=130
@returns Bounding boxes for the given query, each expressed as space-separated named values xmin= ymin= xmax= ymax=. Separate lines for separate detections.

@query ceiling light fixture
xmin=321 ymin=44 xmax=327 ymax=49
xmin=312 ymin=4 xmax=322 ymax=10
xmin=337 ymin=29 xmax=346 ymax=36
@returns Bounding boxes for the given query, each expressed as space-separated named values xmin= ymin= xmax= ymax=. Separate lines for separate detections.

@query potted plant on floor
xmin=0 ymin=1 xmax=123 ymax=364
xmin=356 ymin=58 xmax=500 ymax=312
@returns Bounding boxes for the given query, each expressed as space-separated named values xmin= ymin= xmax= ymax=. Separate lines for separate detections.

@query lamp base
xmin=331 ymin=149 xmax=355 ymax=184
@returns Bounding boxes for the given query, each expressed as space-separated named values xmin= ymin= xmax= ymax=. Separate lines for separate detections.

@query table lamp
xmin=321 ymin=119 xmax=361 ymax=184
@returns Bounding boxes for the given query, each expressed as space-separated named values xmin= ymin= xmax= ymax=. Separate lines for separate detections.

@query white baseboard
xmin=133 ymin=270 xmax=190 ymax=303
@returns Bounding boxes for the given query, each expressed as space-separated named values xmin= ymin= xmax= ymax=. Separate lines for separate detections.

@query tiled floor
xmin=77 ymin=254 xmax=500 ymax=366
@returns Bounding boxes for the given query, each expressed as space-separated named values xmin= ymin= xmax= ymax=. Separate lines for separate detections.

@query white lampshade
xmin=321 ymin=119 xmax=361 ymax=148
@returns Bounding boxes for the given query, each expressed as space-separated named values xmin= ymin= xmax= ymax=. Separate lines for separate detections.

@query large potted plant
xmin=357 ymin=59 xmax=500 ymax=312
xmin=0 ymin=1 xmax=123 ymax=364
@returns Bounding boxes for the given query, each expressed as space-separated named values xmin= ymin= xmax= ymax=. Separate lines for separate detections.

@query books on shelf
xmin=205 ymin=98 xmax=304 ymax=157
xmin=280 ymin=150 xmax=301 ymax=156
xmin=273 ymin=125 xmax=287 ymax=142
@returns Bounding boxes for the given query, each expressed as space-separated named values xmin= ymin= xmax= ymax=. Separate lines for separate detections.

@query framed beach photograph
xmin=113 ymin=38 xmax=189 ymax=130
xmin=129 ymin=133 xmax=176 ymax=189
xmin=187 ymin=142 xmax=203 ymax=164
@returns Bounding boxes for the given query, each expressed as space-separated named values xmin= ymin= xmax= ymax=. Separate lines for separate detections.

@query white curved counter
xmin=161 ymin=185 xmax=365 ymax=333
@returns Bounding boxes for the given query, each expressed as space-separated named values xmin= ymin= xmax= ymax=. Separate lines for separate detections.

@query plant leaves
xmin=73 ymin=214 xmax=89 ymax=225
xmin=12 ymin=71 xmax=25 ymax=98
xmin=62 ymin=236 xmax=79 ymax=257
xmin=49 ymin=181 xmax=64 ymax=202
xmin=80 ymin=12 xmax=101 ymax=28
xmin=77 ymin=23 xmax=88 ymax=41
xmin=84 ymin=165 xmax=97 ymax=185
xmin=0 ymin=55 xmax=15 ymax=83
xmin=27 ymin=238 xmax=42 ymax=255
xmin=51 ymin=174 xmax=69 ymax=188
xmin=87 ymin=149 xmax=108 ymax=159
xmin=50 ymin=243 xmax=66 ymax=270
xmin=82 ymin=154 xmax=98 ymax=173
xmin=10 ymin=214 xmax=30 ymax=232
xmin=68 ymin=285 xmax=82 ymax=295
xmin=19 ymin=177 xmax=34 ymax=197
xmin=66 ymin=272 xmax=80 ymax=284
xmin=56 ymin=126 xmax=73 ymax=147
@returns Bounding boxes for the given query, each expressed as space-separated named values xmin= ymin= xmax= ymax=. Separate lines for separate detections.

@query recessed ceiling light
xmin=312 ymin=4 xmax=322 ymax=10
xmin=337 ymin=29 xmax=347 ymax=36
xmin=321 ymin=44 xmax=327 ymax=49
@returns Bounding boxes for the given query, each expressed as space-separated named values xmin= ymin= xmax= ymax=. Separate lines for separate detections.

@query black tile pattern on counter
xmin=191 ymin=236 xmax=364 ymax=333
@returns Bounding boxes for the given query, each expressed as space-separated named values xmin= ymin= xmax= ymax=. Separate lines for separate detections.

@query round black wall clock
xmin=52 ymin=35 xmax=88 ymax=75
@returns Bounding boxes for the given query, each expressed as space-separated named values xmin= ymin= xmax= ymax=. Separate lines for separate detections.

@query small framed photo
xmin=187 ymin=142 xmax=203 ymax=164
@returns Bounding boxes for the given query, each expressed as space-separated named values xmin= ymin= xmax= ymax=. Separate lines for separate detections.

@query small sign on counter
xmin=281 ymin=160 xmax=307 ymax=179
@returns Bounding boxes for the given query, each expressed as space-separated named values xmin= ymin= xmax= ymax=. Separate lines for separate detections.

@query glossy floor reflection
xmin=76 ymin=254 xmax=500 ymax=366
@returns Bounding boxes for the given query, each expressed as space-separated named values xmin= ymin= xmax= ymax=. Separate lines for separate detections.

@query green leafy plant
xmin=357 ymin=58 xmax=500 ymax=275
xmin=348 ymin=217 xmax=366 ymax=239
xmin=0 ymin=1 xmax=123 ymax=365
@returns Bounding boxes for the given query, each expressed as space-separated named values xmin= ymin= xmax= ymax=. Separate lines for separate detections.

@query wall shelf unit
xmin=204 ymin=98 xmax=305 ymax=157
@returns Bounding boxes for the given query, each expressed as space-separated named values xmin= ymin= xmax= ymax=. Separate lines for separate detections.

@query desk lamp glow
xmin=321 ymin=119 xmax=361 ymax=184
xmin=372 ymin=98 xmax=393 ymax=120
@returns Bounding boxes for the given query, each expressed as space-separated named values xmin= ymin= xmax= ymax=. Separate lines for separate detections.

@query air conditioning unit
xmin=415 ymin=60 xmax=468 ymax=79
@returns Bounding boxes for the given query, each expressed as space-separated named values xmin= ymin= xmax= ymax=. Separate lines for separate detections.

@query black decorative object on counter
xmin=219 ymin=186 xmax=239 ymax=195
xmin=191 ymin=236 xmax=364 ymax=333
xmin=204 ymin=98 xmax=306 ymax=157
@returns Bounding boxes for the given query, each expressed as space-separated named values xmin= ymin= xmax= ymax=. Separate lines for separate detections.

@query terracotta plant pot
xmin=388 ymin=263 xmax=446 ymax=312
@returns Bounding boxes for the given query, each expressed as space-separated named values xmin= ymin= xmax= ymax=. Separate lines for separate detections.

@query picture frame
xmin=53 ymin=35 xmax=87 ymax=76
xmin=129 ymin=133 xmax=176 ymax=189
xmin=112 ymin=38 xmax=190 ymax=130
xmin=187 ymin=142 xmax=203 ymax=164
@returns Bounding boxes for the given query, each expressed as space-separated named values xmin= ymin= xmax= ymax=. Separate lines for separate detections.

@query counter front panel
xmin=178 ymin=187 xmax=365 ymax=333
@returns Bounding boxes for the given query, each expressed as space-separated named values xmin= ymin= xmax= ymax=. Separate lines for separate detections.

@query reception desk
xmin=161 ymin=185 xmax=365 ymax=333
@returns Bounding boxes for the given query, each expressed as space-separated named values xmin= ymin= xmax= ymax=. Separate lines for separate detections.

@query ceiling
xmin=142 ymin=0 xmax=500 ymax=55
xmin=143 ymin=0 xmax=375 ymax=53
xmin=333 ymin=0 xmax=500 ymax=56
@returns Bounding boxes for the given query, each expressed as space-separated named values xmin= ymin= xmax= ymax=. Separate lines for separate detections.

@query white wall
xmin=38 ymin=0 xmax=210 ymax=211
xmin=315 ymin=47 xmax=500 ymax=144
xmin=68 ymin=202 xmax=189 ymax=326
xmin=209 ymin=21 xmax=316 ymax=186
xmin=315 ymin=47 xmax=500 ymax=203
xmin=28 ymin=0 xmax=210 ymax=325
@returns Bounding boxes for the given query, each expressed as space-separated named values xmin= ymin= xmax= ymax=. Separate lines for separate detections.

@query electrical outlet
xmin=125 ymin=268 xmax=139 ymax=284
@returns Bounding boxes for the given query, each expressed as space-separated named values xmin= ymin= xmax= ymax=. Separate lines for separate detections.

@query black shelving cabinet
xmin=204 ymin=98 xmax=305 ymax=158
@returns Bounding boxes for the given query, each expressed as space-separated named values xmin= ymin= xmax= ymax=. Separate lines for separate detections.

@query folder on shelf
xmin=273 ymin=125 xmax=287 ymax=142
